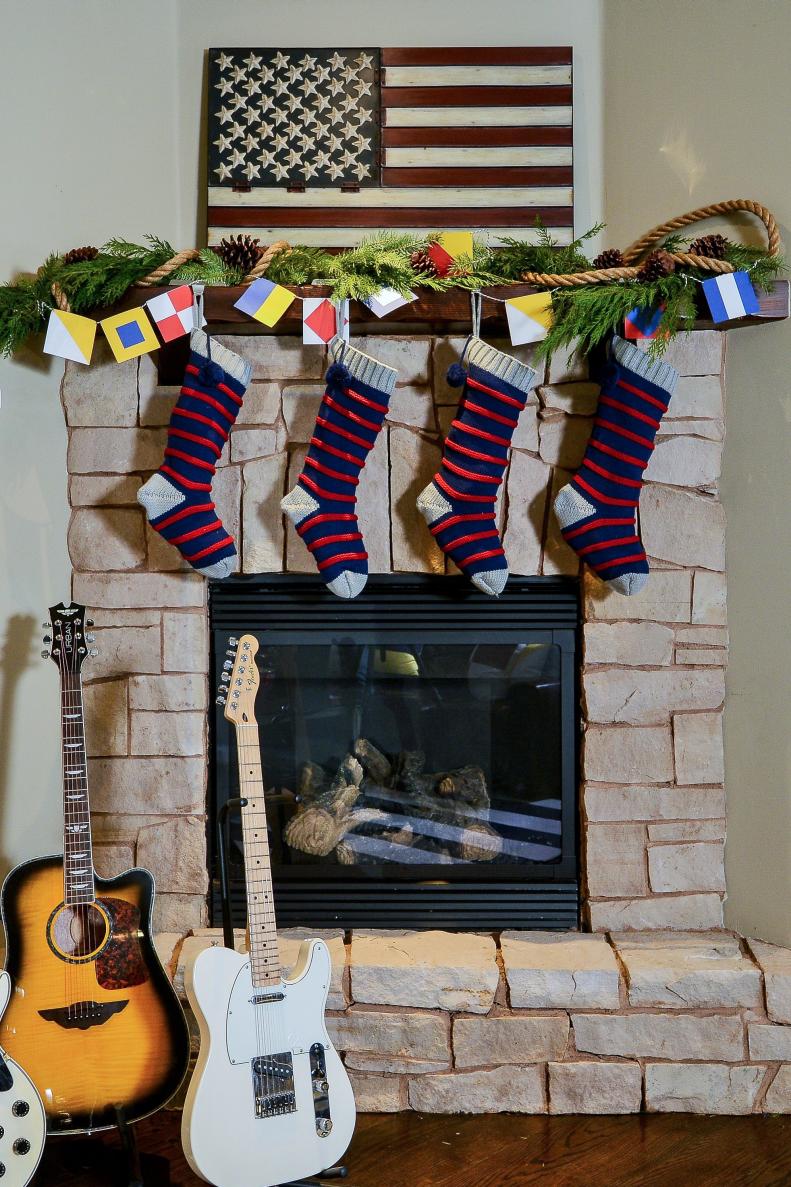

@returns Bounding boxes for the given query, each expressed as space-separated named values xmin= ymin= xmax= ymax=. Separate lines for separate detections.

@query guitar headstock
xmin=219 ymin=633 xmax=260 ymax=727
xmin=43 ymin=603 xmax=96 ymax=675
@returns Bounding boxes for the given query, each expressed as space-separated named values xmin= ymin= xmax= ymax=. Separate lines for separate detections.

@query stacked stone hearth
xmin=59 ymin=326 xmax=791 ymax=1113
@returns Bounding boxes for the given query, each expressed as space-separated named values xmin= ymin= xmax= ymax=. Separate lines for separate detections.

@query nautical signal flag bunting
xmin=234 ymin=277 xmax=295 ymax=327
xmin=101 ymin=308 xmax=159 ymax=362
xmin=303 ymin=298 xmax=350 ymax=345
xmin=146 ymin=285 xmax=203 ymax=342
xmin=701 ymin=271 xmax=759 ymax=324
xmin=505 ymin=293 xmax=554 ymax=345
xmin=43 ymin=309 xmax=97 ymax=365
xmin=624 ymin=304 xmax=665 ymax=340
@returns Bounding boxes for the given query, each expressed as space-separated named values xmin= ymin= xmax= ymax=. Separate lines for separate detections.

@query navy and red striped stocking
xmin=553 ymin=335 xmax=678 ymax=594
xmin=137 ymin=331 xmax=251 ymax=579
xmin=417 ymin=338 xmax=537 ymax=596
xmin=281 ymin=338 xmax=397 ymax=599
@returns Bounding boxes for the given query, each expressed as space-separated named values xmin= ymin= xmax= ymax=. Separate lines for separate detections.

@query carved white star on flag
xmin=215 ymin=52 xmax=233 ymax=70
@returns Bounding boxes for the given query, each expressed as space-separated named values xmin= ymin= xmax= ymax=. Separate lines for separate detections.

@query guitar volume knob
xmin=316 ymin=1117 xmax=332 ymax=1136
xmin=12 ymin=1139 xmax=29 ymax=1156
xmin=11 ymin=1102 xmax=28 ymax=1117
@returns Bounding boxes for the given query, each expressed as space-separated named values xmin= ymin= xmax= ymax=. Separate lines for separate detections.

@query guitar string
xmin=59 ymin=636 xmax=77 ymax=1023
xmin=237 ymin=724 xmax=265 ymax=1106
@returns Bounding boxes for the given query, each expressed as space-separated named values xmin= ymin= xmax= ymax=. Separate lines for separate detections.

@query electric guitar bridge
xmin=251 ymin=1052 xmax=296 ymax=1119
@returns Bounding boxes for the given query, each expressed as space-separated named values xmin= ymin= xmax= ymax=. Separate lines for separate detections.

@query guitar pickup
xmin=309 ymin=1042 xmax=332 ymax=1137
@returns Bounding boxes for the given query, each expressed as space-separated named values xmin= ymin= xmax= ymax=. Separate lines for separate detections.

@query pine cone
xmin=636 ymin=249 xmax=676 ymax=283
xmin=410 ymin=248 xmax=438 ymax=277
xmin=592 ymin=248 xmax=625 ymax=269
xmin=213 ymin=234 xmax=263 ymax=274
xmin=689 ymin=233 xmax=728 ymax=260
xmin=62 ymin=246 xmax=99 ymax=266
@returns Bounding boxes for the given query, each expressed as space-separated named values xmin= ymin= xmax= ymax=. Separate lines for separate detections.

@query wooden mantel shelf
xmin=123 ymin=279 xmax=790 ymax=336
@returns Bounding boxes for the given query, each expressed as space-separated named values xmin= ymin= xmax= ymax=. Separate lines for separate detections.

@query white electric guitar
xmin=0 ymin=974 xmax=46 ymax=1186
xmin=181 ymin=634 xmax=356 ymax=1187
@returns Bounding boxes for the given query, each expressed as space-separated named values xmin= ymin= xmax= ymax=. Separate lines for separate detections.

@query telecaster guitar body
xmin=183 ymin=939 xmax=355 ymax=1187
xmin=0 ymin=856 xmax=190 ymax=1134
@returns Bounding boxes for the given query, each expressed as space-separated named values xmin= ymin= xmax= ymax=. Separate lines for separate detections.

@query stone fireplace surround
xmin=57 ymin=326 xmax=791 ymax=1114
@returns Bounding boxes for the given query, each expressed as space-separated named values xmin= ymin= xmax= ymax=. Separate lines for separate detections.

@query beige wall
xmin=604 ymin=0 xmax=791 ymax=943
xmin=0 ymin=1 xmax=603 ymax=867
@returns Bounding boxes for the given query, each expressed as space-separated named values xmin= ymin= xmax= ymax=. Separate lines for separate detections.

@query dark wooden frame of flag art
xmin=207 ymin=46 xmax=574 ymax=248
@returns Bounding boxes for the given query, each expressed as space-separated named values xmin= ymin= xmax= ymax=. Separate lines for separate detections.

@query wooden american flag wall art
xmin=207 ymin=47 xmax=574 ymax=248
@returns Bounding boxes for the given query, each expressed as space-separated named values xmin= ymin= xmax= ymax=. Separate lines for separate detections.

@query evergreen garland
xmin=0 ymin=224 xmax=784 ymax=359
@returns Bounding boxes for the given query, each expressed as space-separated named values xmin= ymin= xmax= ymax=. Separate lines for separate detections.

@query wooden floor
xmin=35 ymin=1109 xmax=791 ymax=1187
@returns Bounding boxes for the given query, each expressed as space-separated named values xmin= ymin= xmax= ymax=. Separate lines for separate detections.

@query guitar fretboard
xmin=61 ymin=672 xmax=96 ymax=905
xmin=236 ymin=722 xmax=280 ymax=987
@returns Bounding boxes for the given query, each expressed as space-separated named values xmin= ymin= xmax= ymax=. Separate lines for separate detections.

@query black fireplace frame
xmin=208 ymin=574 xmax=580 ymax=930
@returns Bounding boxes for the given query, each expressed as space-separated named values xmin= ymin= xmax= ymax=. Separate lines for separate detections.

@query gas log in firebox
xmin=209 ymin=574 xmax=580 ymax=930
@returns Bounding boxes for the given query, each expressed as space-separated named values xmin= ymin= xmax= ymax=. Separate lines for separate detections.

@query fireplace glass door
xmin=210 ymin=575 xmax=579 ymax=929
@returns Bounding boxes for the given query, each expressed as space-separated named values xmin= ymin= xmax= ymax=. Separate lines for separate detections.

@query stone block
xmin=675 ymin=627 xmax=729 ymax=646
xmin=548 ymin=1061 xmax=642 ymax=1114
xmin=692 ymin=571 xmax=727 ymax=625
xmin=408 ymin=1066 xmax=546 ymax=1114
xmin=62 ymin=350 xmax=138 ymax=426
xmin=641 ymin=486 xmax=725 ymax=570
xmin=585 ymin=824 xmax=647 ymax=897
xmin=647 ymin=436 xmax=722 ymax=488
xmin=585 ymin=569 xmax=692 ymax=624
xmin=511 ymin=403 xmax=540 ymax=452
xmin=130 ymin=711 xmax=205 ymax=757
xmin=214 ymin=334 xmax=324 ymax=381
xmin=138 ymin=387 xmax=179 ymax=428
xmin=584 ymin=726 xmax=674 ymax=783
xmin=747 ymin=940 xmax=791 ymax=1024
xmin=389 ymin=428 xmax=444 ymax=573
xmin=128 ymin=674 xmax=207 ymax=712
xmin=501 ymin=932 xmax=620 ymax=1009
xmin=388 ymin=385 xmax=436 ymax=431
xmin=242 ymin=453 xmax=288 ymax=573
xmin=89 ymin=609 xmax=161 ymax=627
xmin=87 ymin=626 xmax=161 ymax=678
xmin=73 ymin=572 xmax=204 ymax=609
xmin=152 ymin=893 xmax=208 ymax=934
xmin=453 ymin=1014 xmax=568 ymax=1067
xmin=282 ymin=385 xmax=325 ymax=441
xmin=283 ymin=447 xmax=313 ymax=574
xmin=163 ymin=612 xmax=208 ymax=673
xmin=69 ymin=476 xmax=142 ymax=506
xmin=616 ymin=933 xmax=762 ymax=1008
xmin=433 ymin=337 xmax=467 ymax=403
xmin=68 ymin=428 xmax=166 ymax=475
xmin=348 ymin=1072 xmax=406 ymax=1112
xmin=674 ymin=649 xmax=727 ymax=666
xmin=543 ymin=467 xmax=579 ymax=576
xmin=358 ymin=336 xmax=431 ymax=386
xmin=764 ymin=1067 xmax=791 ymax=1112
xmin=584 ymin=785 xmax=725 ymax=823
xmin=153 ymin=932 xmax=183 ymax=978
xmin=88 ymin=756 xmax=205 ymax=814
xmin=356 ymin=430 xmax=391 ymax=573
xmin=660 ymin=417 xmax=724 ymax=442
xmin=237 ymin=382 xmax=281 ymax=426
xmin=279 ymin=929 xmax=347 ymax=1011
xmin=635 ymin=332 xmax=723 ymax=376
xmin=645 ymin=1064 xmax=763 ymax=1114
xmin=648 ymin=841 xmax=726 ymax=893
xmin=547 ymin=344 xmax=589 ymax=384
xmin=647 ymin=820 xmax=725 ymax=842
xmin=93 ymin=842 xmax=135 ymax=879
xmin=584 ymin=668 xmax=724 ymax=726
xmin=748 ymin=1024 xmax=791 ymax=1061
xmin=143 ymin=522 xmax=189 ymax=573
xmin=668 ymin=375 xmax=724 ymax=418
xmin=350 ymin=931 xmax=498 ymax=1014
xmin=503 ymin=451 xmax=550 ymax=576
xmin=327 ymin=1009 xmax=450 ymax=1069
xmin=589 ymin=894 xmax=724 ymax=932
xmin=230 ymin=428 xmax=280 ymax=463
xmin=538 ymin=414 xmax=593 ymax=469
xmin=584 ymin=622 xmax=674 ymax=667
xmin=674 ymin=712 xmax=724 ymax=784
xmin=137 ymin=816 xmax=208 ymax=895
xmin=572 ymin=1012 xmax=744 ymax=1061
xmin=539 ymin=382 xmax=600 ymax=416
xmin=68 ymin=508 xmax=146 ymax=571
xmin=83 ymin=679 xmax=128 ymax=756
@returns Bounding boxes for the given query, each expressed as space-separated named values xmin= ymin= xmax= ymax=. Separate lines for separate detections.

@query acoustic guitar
xmin=181 ymin=633 xmax=356 ymax=1187
xmin=0 ymin=602 xmax=190 ymax=1134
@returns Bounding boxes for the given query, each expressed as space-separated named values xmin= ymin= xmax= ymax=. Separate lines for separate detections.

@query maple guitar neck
xmin=226 ymin=636 xmax=281 ymax=988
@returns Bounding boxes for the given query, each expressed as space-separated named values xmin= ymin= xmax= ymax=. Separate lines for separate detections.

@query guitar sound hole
xmin=47 ymin=903 xmax=109 ymax=963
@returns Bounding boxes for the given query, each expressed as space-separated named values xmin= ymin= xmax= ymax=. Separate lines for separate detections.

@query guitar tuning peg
xmin=86 ymin=619 xmax=95 ymax=627
xmin=216 ymin=695 xmax=227 ymax=706
xmin=225 ymin=649 xmax=236 ymax=658
xmin=43 ymin=635 xmax=51 ymax=644
xmin=41 ymin=650 xmax=50 ymax=659
xmin=88 ymin=649 xmax=99 ymax=657
xmin=228 ymin=636 xmax=239 ymax=647
xmin=42 ymin=621 xmax=51 ymax=629
xmin=223 ymin=660 xmax=233 ymax=670
xmin=85 ymin=633 xmax=95 ymax=643
xmin=220 ymin=672 xmax=230 ymax=683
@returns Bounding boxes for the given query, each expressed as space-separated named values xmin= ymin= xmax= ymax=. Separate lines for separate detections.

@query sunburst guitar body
xmin=0 ymin=856 xmax=189 ymax=1134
